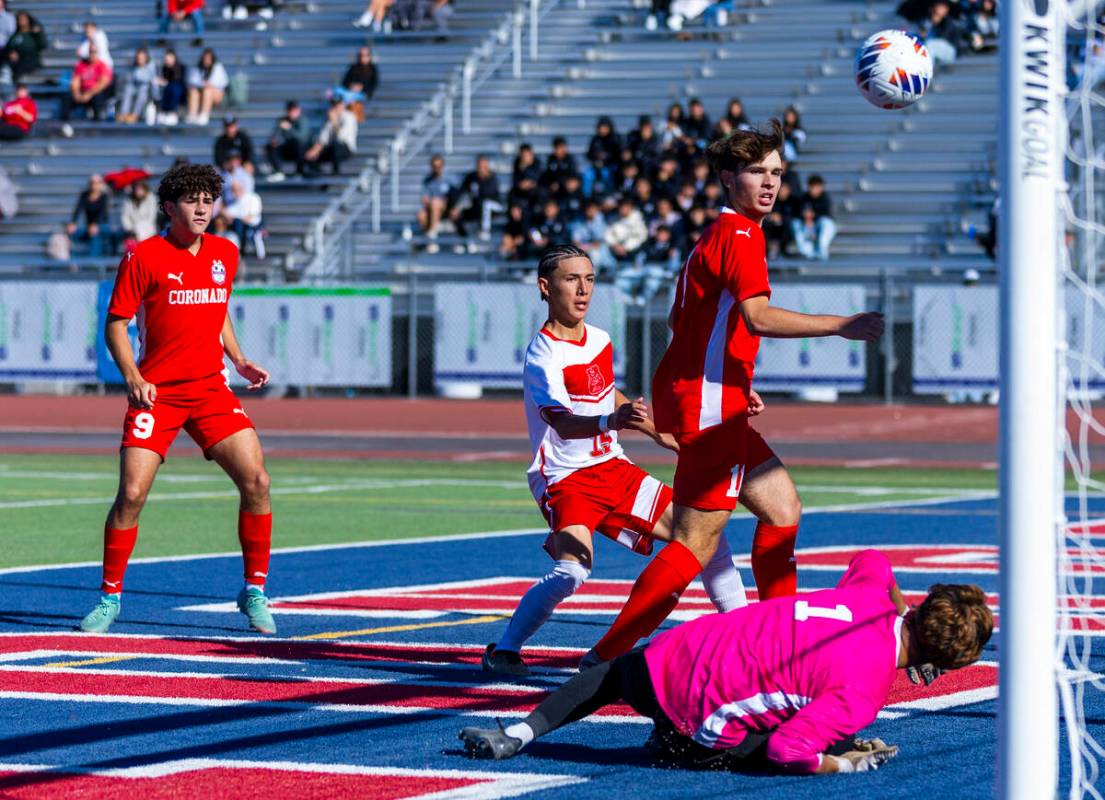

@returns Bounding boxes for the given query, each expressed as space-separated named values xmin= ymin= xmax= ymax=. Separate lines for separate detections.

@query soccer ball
xmin=853 ymin=29 xmax=933 ymax=110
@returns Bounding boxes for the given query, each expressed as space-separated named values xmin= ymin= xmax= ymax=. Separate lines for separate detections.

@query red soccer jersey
xmin=108 ymin=234 xmax=239 ymax=386
xmin=652 ymin=207 xmax=771 ymax=436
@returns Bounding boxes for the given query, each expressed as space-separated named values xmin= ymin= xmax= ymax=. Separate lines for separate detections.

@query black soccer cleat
xmin=481 ymin=644 xmax=530 ymax=677
xmin=459 ymin=720 xmax=524 ymax=760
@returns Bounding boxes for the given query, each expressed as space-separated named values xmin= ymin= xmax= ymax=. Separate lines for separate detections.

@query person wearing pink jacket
xmin=460 ymin=549 xmax=993 ymax=774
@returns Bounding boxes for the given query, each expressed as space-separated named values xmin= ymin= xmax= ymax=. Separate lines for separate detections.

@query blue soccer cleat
xmin=79 ymin=595 xmax=121 ymax=633
xmin=237 ymin=586 xmax=277 ymax=634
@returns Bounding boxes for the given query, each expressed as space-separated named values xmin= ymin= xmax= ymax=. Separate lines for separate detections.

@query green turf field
xmin=0 ymin=453 xmax=1009 ymax=569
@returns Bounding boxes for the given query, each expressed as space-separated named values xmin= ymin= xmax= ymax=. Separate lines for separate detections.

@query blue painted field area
xmin=0 ymin=498 xmax=1099 ymax=799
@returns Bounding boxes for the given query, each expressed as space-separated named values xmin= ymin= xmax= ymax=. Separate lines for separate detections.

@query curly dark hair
xmin=913 ymin=584 xmax=994 ymax=670
xmin=705 ymin=118 xmax=785 ymax=175
xmin=157 ymin=162 xmax=223 ymax=208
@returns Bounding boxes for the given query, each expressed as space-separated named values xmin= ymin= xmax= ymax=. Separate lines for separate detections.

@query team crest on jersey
xmin=586 ymin=364 xmax=604 ymax=396
xmin=211 ymin=259 xmax=226 ymax=285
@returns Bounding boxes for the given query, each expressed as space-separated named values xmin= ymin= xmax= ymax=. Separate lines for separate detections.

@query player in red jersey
xmin=482 ymin=246 xmax=750 ymax=677
xmin=581 ymin=122 xmax=885 ymax=665
xmin=79 ymin=163 xmax=277 ymax=635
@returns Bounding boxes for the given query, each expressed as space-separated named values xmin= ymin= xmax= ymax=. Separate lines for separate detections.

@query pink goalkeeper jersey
xmin=644 ymin=549 xmax=903 ymax=774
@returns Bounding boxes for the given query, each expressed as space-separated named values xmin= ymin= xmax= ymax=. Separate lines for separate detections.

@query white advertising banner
xmin=227 ymin=286 xmax=392 ymax=387
xmin=0 ymin=280 xmax=99 ymax=380
xmin=433 ymin=282 xmax=627 ymax=388
xmin=913 ymin=285 xmax=998 ymax=393
xmin=754 ymin=284 xmax=868 ymax=391
xmin=914 ymin=285 xmax=1105 ymax=393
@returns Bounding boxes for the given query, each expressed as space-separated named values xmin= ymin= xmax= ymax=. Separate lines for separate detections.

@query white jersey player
xmin=482 ymin=245 xmax=751 ymax=677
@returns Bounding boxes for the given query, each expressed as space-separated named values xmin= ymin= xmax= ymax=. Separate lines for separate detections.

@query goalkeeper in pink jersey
xmin=460 ymin=549 xmax=992 ymax=774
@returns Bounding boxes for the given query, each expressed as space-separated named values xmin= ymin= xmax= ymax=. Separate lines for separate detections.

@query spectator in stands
xmin=67 ymin=174 xmax=112 ymax=257
xmin=558 ymin=173 xmax=585 ymax=222
xmin=660 ymin=103 xmax=684 ymax=151
xmin=571 ymin=199 xmax=607 ymax=259
xmin=60 ymin=44 xmax=113 ymax=125
xmin=581 ymin=153 xmax=613 ymax=201
xmin=509 ymin=143 xmax=542 ymax=209
xmin=918 ymin=1 xmax=968 ymax=65
xmin=215 ymin=148 xmax=253 ymax=207
xmin=0 ymin=83 xmax=35 ymax=140
xmin=587 ymin=116 xmax=622 ymax=167
xmin=717 ymin=97 xmax=751 ymax=136
xmin=682 ymin=98 xmax=711 ymax=145
xmin=596 ymin=196 xmax=647 ymax=271
xmin=334 ymin=46 xmax=378 ymax=120
xmin=160 ymin=0 xmax=205 ymax=46
xmin=652 ymin=156 xmax=680 ymax=200
xmin=673 ymin=181 xmax=697 ymax=215
xmin=418 ymin=153 xmax=451 ymax=252
xmin=120 ymin=181 xmax=159 ymax=244
xmin=222 ymin=1 xmax=276 ymax=21
xmin=77 ymin=20 xmax=113 ymax=71
xmin=186 ymin=48 xmax=227 ymax=125
xmin=965 ymin=0 xmax=998 ymax=52
xmin=353 ymin=0 xmax=395 ymax=33
xmin=645 ymin=0 xmax=670 ymax=30
xmin=617 ymin=223 xmax=679 ymax=302
xmin=649 ymin=196 xmax=682 ymax=238
xmin=223 ymin=187 xmax=265 ymax=259
xmin=4 ymin=11 xmax=45 ymax=82
xmin=627 ymin=115 xmax=661 ymax=173
xmin=791 ymin=174 xmax=836 ymax=260
xmin=499 ymin=201 xmax=530 ymax=260
xmin=0 ymin=1 xmax=14 ymax=52
xmin=683 ymin=204 xmax=708 ymax=248
xmin=529 ymin=198 xmax=570 ymax=252
xmin=449 ymin=153 xmax=501 ymax=247
xmin=155 ymin=48 xmax=186 ymax=125
xmin=763 ymin=180 xmax=799 ymax=259
xmin=781 ymin=105 xmax=806 ymax=161
xmin=613 ymin=159 xmax=640 ymax=199
xmin=632 ymin=176 xmax=657 ymax=220
xmin=304 ymin=98 xmax=358 ymax=175
xmin=540 ymin=136 xmax=578 ymax=195
xmin=266 ymin=100 xmax=311 ymax=180
xmin=214 ymin=115 xmax=255 ymax=173
xmin=117 ymin=47 xmax=158 ymax=125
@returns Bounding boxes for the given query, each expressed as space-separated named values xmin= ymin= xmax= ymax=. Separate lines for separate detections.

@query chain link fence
xmin=0 ymin=268 xmax=1002 ymax=403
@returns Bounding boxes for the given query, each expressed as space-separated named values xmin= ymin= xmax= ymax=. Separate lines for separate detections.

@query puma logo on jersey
xmin=167 ymin=272 xmax=184 ymax=286
xmin=233 ymin=408 xmax=247 ymax=416
xmin=734 ymin=228 xmax=752 ymax=238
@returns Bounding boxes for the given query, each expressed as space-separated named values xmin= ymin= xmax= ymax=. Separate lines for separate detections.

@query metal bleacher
xmin=3 ymin=0 xmax=1000 ymax=280
xmin=330 ymin=0 xmax=999 ymax=277
xmin=1 ymin=0 xmax=517 ymax=277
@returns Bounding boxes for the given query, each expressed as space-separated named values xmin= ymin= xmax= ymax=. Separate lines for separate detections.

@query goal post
xmin=998 ymin=0 xmax=1066 ymax=798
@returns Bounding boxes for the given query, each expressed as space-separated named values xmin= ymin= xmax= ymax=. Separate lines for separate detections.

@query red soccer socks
xmin=751 ymin=522 xmax=798 ymax=600
xmin=100 ymin=525 xmax=139 ymax=594
xmin=238 ymin=511 xmax=272 ymax=587
xmin=593 ymin=540 xmax=703 ymax=661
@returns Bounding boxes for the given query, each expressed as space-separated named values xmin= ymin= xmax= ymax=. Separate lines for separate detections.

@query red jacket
xmin=1 ymin=96 xmax=36 ymax=132
xmin=167 ymin=0 xmax=204 ymax=14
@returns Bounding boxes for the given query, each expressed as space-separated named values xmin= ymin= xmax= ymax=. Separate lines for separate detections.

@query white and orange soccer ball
xmin=853 ymin=29 xmax=934 ymax=110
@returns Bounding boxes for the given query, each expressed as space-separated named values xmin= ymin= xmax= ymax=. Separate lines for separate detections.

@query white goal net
xmin=1059 ymin=2 xmax=1105 ymax=798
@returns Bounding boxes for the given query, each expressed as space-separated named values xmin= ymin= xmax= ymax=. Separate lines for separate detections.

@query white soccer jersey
xmin=524 ymin=324 xmax=625 ymax=501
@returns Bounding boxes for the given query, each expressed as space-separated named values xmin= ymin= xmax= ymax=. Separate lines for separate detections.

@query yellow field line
xmin=41 ymin=655 xmax=140 ymax=668
xmin=292 ymin=614 xmax=507 ymax=641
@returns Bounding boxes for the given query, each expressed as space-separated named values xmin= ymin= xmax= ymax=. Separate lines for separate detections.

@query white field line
xmin=0 ymin=758 xmax=588 ymax=800
xmin=0 ymin=477 xmax=528 ymax=510
xmin=0 ymin=492 xmax=1009 ymax=577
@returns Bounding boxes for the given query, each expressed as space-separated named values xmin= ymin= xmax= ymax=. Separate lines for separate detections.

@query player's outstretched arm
xmin=740 ymin=295 xmax=885 ymax=342
xmin=221 ymin=312 xmax=270 ymax=390
xmin=105 ymin=314 xmax=156 ymax=409
xmin=613 ymin=389 xmax=678 ymax=452
xmin=544 ymin=397 xmax=648 ymax=441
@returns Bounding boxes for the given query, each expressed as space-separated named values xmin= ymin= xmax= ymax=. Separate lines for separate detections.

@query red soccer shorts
xmin=672 ymin=418 xmax=777 ymax=512
xmin=540 ymin=458 xmax=672 ymax=557
xmin=120 ymin=372 xmax=255 ymax=460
